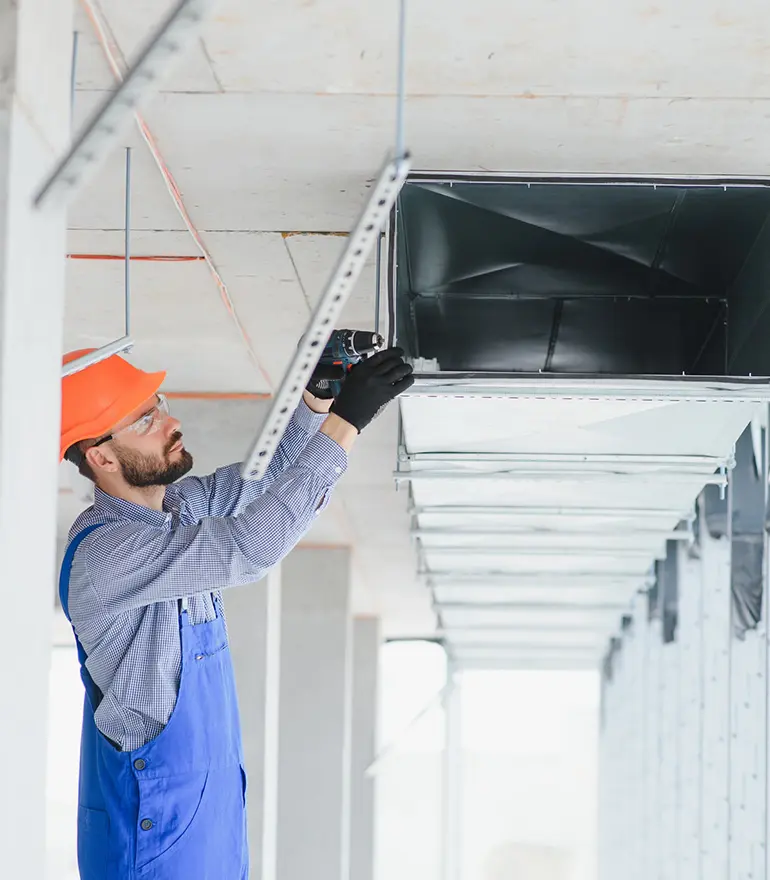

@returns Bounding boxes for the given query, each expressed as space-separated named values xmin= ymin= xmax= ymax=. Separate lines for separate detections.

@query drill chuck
xmin=343 ymin=331 xmax=384 ymax=358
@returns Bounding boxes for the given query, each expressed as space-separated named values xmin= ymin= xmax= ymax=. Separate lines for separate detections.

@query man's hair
xmin=64 ymin=440 xmax=97 ymax=482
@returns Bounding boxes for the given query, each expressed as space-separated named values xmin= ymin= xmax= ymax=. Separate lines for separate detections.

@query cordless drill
xmin=315 ymin=329 xmax=384 ymax=397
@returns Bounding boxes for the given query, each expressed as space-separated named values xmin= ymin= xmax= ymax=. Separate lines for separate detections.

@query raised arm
xmin=175 ymin=394 xmax=331 ymax=520
xmin=77 ymin=432 xmax=349 ymax=615
xmin=75 ymin=347 xmax=414 ymax=615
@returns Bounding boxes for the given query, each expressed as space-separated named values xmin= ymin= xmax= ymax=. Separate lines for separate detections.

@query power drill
xmin=315 ymin=329 xmax=384 ymax=397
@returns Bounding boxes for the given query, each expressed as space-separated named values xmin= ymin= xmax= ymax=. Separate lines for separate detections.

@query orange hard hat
xmin=60 ymin=349 xmax=166 ymax=461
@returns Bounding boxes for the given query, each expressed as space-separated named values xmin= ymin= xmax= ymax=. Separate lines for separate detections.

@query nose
xmin=165 ymin=415 xmax=182 ymax=435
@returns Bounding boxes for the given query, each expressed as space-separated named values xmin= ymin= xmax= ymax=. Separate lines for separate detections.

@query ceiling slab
xmin=68 ymin=91 xmax=188 ymax=232
xmin=200 ymin=0 xmax=770 ymax=99
xmin=78 ymin=0 xmax=770 ymax=102
xmin=70 ymin=89 xmax=770 ymax=236
xmin=67 ymin=229 xmax=200 ymax=257
xmin=64 ymin=247 xmax=269 ymax=392
xmin=282 ymin=233 xmax=382 ymax=329
xmin=73 ymin=1 xmax=221 ymax=93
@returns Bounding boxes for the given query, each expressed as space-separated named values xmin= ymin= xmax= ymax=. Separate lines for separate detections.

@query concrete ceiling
xmin=58 ymin=0 xmax=770 ymax=642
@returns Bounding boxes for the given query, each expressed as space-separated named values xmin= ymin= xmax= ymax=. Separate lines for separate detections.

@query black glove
xmin=307 ymin=363 xmax=345 ymax=400
xmin=330 ymin=347 xmax=414 ymax=432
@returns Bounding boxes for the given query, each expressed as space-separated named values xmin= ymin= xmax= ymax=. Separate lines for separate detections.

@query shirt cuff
xmin=296 ymin=432 xmax=349 ymax=482
xmin=292 ymin=398 xmax=330 ymax=434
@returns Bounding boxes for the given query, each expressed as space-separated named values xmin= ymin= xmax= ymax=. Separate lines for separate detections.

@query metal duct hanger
xmin=62 ymin=147 xmax=135 ymax=379
xmin=240 ymin=0 xmax=413 ymax=480
xmin=34 ymin=0 xmax=218 ymax=378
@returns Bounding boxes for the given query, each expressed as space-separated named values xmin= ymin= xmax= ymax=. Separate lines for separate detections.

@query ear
xmin=85 ymin=443 xmax=120 ymax=474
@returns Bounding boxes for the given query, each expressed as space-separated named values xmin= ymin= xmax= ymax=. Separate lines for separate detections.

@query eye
xmin=136 ymin=413 xmax=154 ymax=434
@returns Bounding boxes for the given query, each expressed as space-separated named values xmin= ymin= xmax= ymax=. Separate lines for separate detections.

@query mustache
xmin=166 ymin=431 xmax=184 ymax=454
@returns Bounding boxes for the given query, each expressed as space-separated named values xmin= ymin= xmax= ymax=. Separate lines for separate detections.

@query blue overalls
xmin=59 ymin=524 xmax=249 ymax=879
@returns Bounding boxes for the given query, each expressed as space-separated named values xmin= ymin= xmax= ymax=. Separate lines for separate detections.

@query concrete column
xmin=349 ymin=617 xmax=381 ymax=880
xmin=225 ymin=566 xmax=282 ymax=880
xmin=699 ymin=494 xmax=731 ymax=880
xmin=0 ymin=1 xmax=72 ymax=875
xmin=677 ymin=541 xmax=704 ymax=880
xmin=441 ymin=665 xmax=463 ymax=880
xmin=277 ymin=547 xmax=353 ymax=880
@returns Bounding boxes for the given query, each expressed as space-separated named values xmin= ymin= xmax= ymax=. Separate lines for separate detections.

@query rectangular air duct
xmin=389 ymin=173 xmax=770 ymax=669
xmin=390 ymin=174 xmax=770 ymax=379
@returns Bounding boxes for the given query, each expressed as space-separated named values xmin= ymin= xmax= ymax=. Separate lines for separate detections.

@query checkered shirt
xmin=65 ymin=401 xmax=347 ymax=751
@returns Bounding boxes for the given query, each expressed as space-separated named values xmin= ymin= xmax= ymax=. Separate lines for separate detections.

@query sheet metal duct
xmin=390 ymin=173 xmax=770 ymax=670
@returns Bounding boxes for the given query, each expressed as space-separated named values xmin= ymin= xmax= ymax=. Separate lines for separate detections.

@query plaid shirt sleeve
xmin=174 ymin=398 xmax=329 ymax=520
xmin=81 ymin=431 xmax=348 ymax=614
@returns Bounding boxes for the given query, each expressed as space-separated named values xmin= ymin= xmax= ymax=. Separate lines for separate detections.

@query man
xmin=58 ymin=338 xmax=413 ymax=880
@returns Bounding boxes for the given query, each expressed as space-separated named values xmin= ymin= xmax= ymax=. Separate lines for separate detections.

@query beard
xmin=115 ymin=431 xmax=194 ymax=488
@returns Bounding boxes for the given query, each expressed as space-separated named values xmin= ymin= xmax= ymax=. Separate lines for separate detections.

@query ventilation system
xmin=390 ymin=173 xmax=770 ymax=670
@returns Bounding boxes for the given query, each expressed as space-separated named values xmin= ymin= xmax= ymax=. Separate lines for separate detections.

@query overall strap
xmin=59 ymin=524 xmax=105 ymax=704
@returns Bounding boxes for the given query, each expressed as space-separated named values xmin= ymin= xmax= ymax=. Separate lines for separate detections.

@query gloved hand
xmin=330 ymin=347 xmax=414 ymax=432
xmin=306 ymin=363 xmax=346 ymax=400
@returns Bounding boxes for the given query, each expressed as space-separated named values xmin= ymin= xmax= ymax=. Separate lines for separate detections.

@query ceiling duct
xmin=391 ymin=174 xmax=770 ymax=377
xmin=390 ymin=173 xmax=770 ymax=670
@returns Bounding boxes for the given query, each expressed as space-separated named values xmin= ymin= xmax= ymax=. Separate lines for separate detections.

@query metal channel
xmin=424 ymin=572 xmax=651 ymax=587
xmin=403 ymin=375 xmax=770 ymax=400
xmin=62 ymin=335 xmax=135 ymax=378
xmin=403 ymin=170 xmax=770 ymax=188
xmin=413 ymin=529 xmax=691 ymax=542
xmin=410 ymin=504 xmax=692 ymax=519
xmin=396 ymin=470 xmax=727 ymax=486
xmin=241 ymin=153 xmax=411 ymax=480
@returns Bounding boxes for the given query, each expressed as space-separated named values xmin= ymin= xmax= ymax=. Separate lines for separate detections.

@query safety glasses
xmin=93 ymin=394 xmax=171 ymax=448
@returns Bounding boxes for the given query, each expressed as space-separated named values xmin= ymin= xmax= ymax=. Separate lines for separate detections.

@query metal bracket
xmin=401 ymin=374 xmax=770 ymax=402
xmin=401 ymin=451 xmax=728 ymax=470
xmin=423 ymin=571 xmax=653 ymax=588
xmin=436 ymin=600 xmax=627 ymax=613
xmin=420 ymin=544 xmax=655 ymax=559
xmin=412 ymin=527 xmax=694 ymax=543
xmin=62 ymin=335 xmax=135 ymax=378
xmin=395 ymin=468 xmax=728 ymax=486
xmin=241 ymin=152 xmax=411 ymax=480
xmin=408 ymin=503 xmax=691 ymax=520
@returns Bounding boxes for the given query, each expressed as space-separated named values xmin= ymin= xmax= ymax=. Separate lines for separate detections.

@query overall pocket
xmin=137 ymin=766 xmax=246 ymax=878
xmin=135 ymin=771 xmax=208 ymax=872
